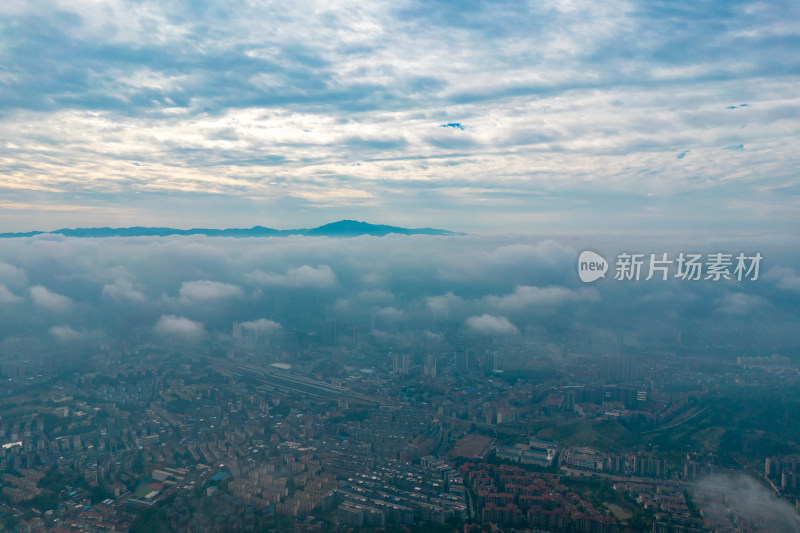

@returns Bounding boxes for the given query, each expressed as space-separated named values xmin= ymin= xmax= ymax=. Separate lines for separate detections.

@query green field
xmin=133 ymin=482 xmax=163 ymax=498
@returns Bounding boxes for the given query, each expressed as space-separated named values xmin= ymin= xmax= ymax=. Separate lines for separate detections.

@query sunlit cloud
xmin=30 ymin=285 xmax=72 ymax=311
xmin=466 ymin=314 xmax=519 ymax=336
xmin=239 ymin=318 xmax=282 ymax=335
xmin=49 ymin=325 xmax=85 ymax=341
xmin=244 ymin=265 xmax=337 ymax=288
xmin=0 ymin=285 xmax=23 ymax=304
xmin=154 ymin=314 xmax=205 ymax=339
xmin=102 ymin=279 xmax=147 ymax=303
xmin=486 ymin=285 xmax=599 ymax=310
xmin=178 ymin=280 xmax=243 ymax=304
xmin=426 ymin=293 xmax=463 ymax=316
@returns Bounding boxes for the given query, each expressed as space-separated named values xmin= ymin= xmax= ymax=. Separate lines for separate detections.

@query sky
xmin=1 ymin=0 xmax=799 ymax=234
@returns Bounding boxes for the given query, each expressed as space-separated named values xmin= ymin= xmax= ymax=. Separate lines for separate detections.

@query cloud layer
xmin=0 ymin=234 xmax=796 ymax=359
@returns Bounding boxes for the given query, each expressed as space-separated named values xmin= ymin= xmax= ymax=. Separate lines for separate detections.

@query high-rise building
xmin=392 ymin=352 xmax=410 ymax=374
xmin=487 ymin=351 xmax=502 ymax=372
xmin=601 ymin=354 xmax=638 ymax=383
xmin=455 ymin=348 xmax=474 ymax=373
xmin=424 ymin=354 xmax=437 ymax=377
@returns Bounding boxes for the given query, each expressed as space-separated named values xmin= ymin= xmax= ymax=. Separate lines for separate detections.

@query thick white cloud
xmin=0 ymin=284 xmax=23 ymax=304
xmin=154 ymin=314 xmax=205 ymax=338
xmin=426 ymin=293 xmax=463 ymax=315
xmin=49 ymin=325 xmax=84 ymax=341
xmin=466 ymin=314 xmax=519 ymax=336
xmin=178 ymin=280 xmax=243 ymax=303
xmin=102 ymin=279 xmax=146 ymax=302
xmin=436 ymin=241 xmax=575 ymax=282
xmin=424 ymin=330 xmax=444 ymax=342
xmin=694 ymin=474 xmax=799 ymax=531
xmin=244 ymin=265 xmax=337 ymax=288
xmin=486 ymin=285 xmax=599 ymax=310
xmin=0 ymin=262 xmax=28 ymax=290
xmin=717 ymin=292 xmax=768 ymax=315
xmin=240 ymin=318 xmax=282 ymax=335
xmin=764 ymin=266 xmax=800 ymax=292
xmin=29 ymin=285 xmax=72 ymax=311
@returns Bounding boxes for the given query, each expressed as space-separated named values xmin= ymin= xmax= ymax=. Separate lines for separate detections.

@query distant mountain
xmin=0 ymin=220 xmax=460 ymax=239
xmin=306 ymin=220 xmax=456 ymax=237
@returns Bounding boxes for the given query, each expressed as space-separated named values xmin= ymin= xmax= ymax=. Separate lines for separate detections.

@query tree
xmin=130 ymin=506 xmax=169 ymax=533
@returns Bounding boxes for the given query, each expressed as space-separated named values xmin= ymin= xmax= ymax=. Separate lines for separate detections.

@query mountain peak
xmin=0 ymin=221 xmax=459 ymax=239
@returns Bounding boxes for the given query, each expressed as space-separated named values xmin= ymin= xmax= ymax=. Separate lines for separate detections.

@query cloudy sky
xmin=1 ymin=0 xmax=799 ymax=234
